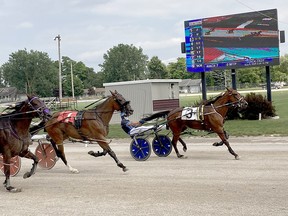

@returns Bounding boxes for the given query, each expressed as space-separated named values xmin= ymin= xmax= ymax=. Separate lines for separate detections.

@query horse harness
xmin=0 ymin=121 xmax=32 ymax=156
xmin=71 ymin=110 xmax=110 ymax=142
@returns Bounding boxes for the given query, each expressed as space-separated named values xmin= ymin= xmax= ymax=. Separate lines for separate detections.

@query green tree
xmin=100 ymin=44 xmax=148 ymax=82
xmin=61 ymin=56 xmax=102 ymax=96
xmin=212 ymin=70 xmax=225 ymax=88
xmin=93 ymin=71 xmax=104 ymax=88
xmin=237 ymin=67 xmax=263 ymax=86
xmin=272 ymin=54 xmax=288 ymax=82
xmin=167 ymin=57 xmax=200 ymax=79
xmin=62 ymin=57 xmax=99 ymax=88
xmin=1 ymin=49 xmax=57 ymax=96
xmin=147 ymin=56 xmax=168 ymax=79
xmin=62 ymin=73 xmax=84 ymax=97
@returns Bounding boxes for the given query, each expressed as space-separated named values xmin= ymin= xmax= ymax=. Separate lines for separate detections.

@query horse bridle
xmin=114 ymin=96 xmax=131 ymax=116
xmin=229 ymin=92 xmax=247 ymax=108
xmin=25 ymin=97 xmax=51 ymax=120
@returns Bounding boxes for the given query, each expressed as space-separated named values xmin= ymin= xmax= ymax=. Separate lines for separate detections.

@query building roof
xmin=104 ymin=79 xmax=181 ymax=87
xmin=179 ymin=79 xmax=201 ymax=87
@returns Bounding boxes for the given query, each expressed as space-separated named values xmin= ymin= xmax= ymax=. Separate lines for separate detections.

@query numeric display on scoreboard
xmin=184 ymin=19 xmax=204 ymax=72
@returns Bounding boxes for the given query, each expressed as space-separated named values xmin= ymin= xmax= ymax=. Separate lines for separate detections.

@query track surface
xmin=0 ymin=136 xmax=288 ymax=216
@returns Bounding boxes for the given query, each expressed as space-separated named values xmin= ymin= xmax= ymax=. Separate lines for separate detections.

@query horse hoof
xmin=23 ymin=172 xmax=31 ymax=179
xmin=235 ymin=155 xmax=240 ymax=160
xmin=6 ymin=186 xmax=22 ymax=193
xmin=88 ymin=151 xmax=102 ymax=157
xmin=213 ymin=142 xmax=223 ymax=147
xmin=123 ymin=167 xmax=128 ymax=172
xmin=71 ymin=169 xmax=79 ymax=174
xmin=183 ymin=147 xmax=187 ymax=152
xmin=69 ymin=167 xmax=79 ymax=174
xmin=177 ymin=155 xmax=184 ymax=158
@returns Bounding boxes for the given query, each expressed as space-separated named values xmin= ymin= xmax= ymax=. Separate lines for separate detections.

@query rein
xmin=0 ymin=110 xmax=40 ymax=119
xmin=212 ymin=100 xmax=239 ymax=109
xmin=198 ymin=95 xmax=244 ymax=120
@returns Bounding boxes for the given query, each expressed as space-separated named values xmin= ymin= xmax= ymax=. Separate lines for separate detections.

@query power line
xmin=235 ymin=0 xmax=288 ymax=26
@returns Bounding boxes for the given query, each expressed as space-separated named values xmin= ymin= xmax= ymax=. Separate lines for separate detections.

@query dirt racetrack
xmin=0 ymin=136 xmax=288 ymax=216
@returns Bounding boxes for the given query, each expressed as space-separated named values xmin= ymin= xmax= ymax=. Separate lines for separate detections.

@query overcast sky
xmin=1 ymin=0 xmax=287 ymax=71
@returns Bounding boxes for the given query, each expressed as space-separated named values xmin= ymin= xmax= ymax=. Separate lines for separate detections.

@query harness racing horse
xmin=44 ymin=90 xmax=133 ymax=173
xmin=167 ymin=88 xmax=248 ymax=159
xmin=0 ymin=95 xmax=51 ymax=192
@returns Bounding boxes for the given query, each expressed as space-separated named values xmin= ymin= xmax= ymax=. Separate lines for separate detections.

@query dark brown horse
xmin=167 ymin=88 xmax=248 ymax=159
xmin=44 ymin=90 xmax=133 ymax=173
xmin=0 ymin=95 xmax=51 ymax=192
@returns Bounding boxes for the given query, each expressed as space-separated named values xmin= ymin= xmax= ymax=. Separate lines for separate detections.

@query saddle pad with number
xmin=57 ymin=111 xmax=85 ymax=129
xmin=57 ymin=111 xmax=77 ymax=124
xmin=181 ymin=107 xmax=200 ymax=120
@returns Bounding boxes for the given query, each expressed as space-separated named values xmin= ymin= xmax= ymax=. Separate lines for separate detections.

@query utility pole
xmin=70 ymin=62 xmax=75 ymax=99
xmin=54 ymin=34 xmax=62 ymax=101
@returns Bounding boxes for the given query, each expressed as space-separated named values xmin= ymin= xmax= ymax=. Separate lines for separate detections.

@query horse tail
xmin=142 ymin=110 xmax=171 ymax=122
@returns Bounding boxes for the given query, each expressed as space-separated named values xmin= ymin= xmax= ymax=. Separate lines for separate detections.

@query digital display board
xmin=184 ymin=9 xmax=280 ymax=72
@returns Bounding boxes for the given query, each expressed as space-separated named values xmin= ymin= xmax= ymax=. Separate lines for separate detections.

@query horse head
xmin=25 ymin=95 xmax=52 ymax=120
xmin=225 ymin=87 xmax=248 ymax=110
xmin=110 ymin=90 xmax=134 ymax=117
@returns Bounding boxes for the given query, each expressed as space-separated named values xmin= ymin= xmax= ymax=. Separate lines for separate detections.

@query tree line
xmin=1 ymin=44 xmax=288 ymax=98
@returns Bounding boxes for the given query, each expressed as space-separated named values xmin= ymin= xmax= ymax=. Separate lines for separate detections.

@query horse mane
xmin=203 ymin=95 xmax=222 ymax=105
xmin=202 ymin=92 xmax=225 ymax=105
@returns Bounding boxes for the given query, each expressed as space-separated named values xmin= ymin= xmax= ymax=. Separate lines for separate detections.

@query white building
xmin=104 ymin=79 xmax=181 ymax=123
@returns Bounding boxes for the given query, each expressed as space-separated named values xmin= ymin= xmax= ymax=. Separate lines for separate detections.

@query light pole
xmin=70 ymin=61 xmax=75 ymax=99
xmin=54 ymin=34 xmax=62 ymax=101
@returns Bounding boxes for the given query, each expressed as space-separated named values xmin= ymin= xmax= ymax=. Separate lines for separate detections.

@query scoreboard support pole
xmin=231 ymin=69 xmax=237 ymax=90
xmin=201 ymin=72 xmax=207 ymax=100
xmin=265 ymin=66 xmax=272 ymax=102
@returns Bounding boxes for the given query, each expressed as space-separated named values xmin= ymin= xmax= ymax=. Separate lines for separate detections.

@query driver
xmin=120 ymin=112 xmax=154 ymax=136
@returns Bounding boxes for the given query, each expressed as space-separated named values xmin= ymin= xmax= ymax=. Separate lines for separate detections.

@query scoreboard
xmin=184 ymin=9 xmax=280 ymax=73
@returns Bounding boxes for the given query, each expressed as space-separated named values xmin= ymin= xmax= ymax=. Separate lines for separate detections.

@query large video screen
xmin=184 ymin=9 xmax=280 ymax=72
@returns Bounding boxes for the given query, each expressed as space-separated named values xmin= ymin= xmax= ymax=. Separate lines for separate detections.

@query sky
xmin=0 ymin=0 xmax=288 ymax=72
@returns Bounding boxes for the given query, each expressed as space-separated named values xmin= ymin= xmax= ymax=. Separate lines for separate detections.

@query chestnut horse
xmin=0 ymin=95 xmax=51 ymax=192
xmin=167 ymin=88 xmax=248 ymax=159
xmin=44 ymin=90 xmax=133 ymax=173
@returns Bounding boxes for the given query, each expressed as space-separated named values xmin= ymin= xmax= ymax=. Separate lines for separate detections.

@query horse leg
xmin=19 ymin=150 xmax=38 ymax=179
xmin=179 ymin=137 xmax=187 ymax=152
xmin=2 ymin=155 xmax=21 ymax=192
xmin=213 ymin=130 xmax=229 ymax=147
xmin=218 ymin=132 xmax=239 ymax=160
xmin=50 ymin=139 xmax=79 ymax=173
xmin=107 ymin=148 xmax=128 ymax=172
xmin=171 ymin=133 xmax=185 ymax=158
xmin=89 ymin=142 xmax=128 ymax=172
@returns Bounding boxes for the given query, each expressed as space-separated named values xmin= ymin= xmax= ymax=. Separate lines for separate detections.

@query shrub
xmin=240 ymin=93 xmax=276 ymax=120
xmin=189 ymin=93 xmax=276 ymax=120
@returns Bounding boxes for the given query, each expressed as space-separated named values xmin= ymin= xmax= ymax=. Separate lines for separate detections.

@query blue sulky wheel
xmin=152 ymin=135 xmax=172 ymax=157
xmin=130 ymin=138 xmax=151 ymax=161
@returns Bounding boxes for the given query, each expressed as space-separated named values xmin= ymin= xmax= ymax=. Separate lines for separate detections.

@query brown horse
xmin=44 ymin=90 xmax=133 ymax=173
xmin=0 ymin=95 xmax=51 ymax=192
xmin=167 ymin=88 xmax=248 ymax=159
